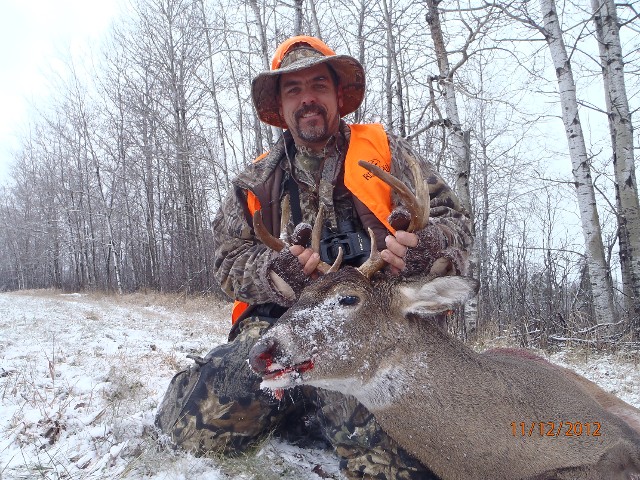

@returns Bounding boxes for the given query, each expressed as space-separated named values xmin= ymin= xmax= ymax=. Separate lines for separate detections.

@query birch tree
xmin=538 ymin=0 xmax=615 ymax=324
xmin=591 ymin=0 xmax=640 ymax=336
xmin=423 ymin=0 xmax=496 ymax=333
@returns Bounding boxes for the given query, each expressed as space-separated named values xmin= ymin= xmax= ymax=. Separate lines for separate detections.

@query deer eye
xmin=338 ymin=295 xmax=360 ymax=306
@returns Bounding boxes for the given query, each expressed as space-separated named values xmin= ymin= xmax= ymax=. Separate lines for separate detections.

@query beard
xmin=293 ymin=104 xmax=332 ymax=144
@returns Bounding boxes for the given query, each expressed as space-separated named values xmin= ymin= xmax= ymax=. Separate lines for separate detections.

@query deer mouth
xmin=262 ymin=359 xmax=315 ymax=382
xmin=258 ymin=360 xmax=312 ymax=401
xmin=260 ymin=360 xmax=315 ymax=400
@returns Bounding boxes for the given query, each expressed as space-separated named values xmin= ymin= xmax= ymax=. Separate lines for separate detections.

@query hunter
xmin=155 ymin=35 xmax=473 ymax=479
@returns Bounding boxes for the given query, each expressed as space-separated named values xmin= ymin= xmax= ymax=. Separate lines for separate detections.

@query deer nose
xmin=249 ymin=337 xmax=278 ymax=375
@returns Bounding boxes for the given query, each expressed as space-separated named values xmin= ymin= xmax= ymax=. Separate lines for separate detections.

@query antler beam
xmin=356 ymin=156 xmax=430 ymax=279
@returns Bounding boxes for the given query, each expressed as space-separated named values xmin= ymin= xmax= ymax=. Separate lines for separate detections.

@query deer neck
xmin=356 ymin=318 xmax=481 ymax=413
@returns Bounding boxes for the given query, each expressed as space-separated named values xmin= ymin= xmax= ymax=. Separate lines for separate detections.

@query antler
xmin=254 ymin=155 xmax=427 ymax=280
xmin=356 ymin=156 xmax=430 ymax=279
xmin=253 ymin=205 xmax=343 ymax=275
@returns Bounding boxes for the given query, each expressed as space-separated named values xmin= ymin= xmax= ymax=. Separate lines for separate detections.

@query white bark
xmin=591 ymin=0 xmax=640 ymax=334
xmin=424 ymin=0 xmax=471 ymax=212
xmin=540 ymin=0 xmax=615 ymax=324
xmin=425 ymin=0 xmax=477 ymax=333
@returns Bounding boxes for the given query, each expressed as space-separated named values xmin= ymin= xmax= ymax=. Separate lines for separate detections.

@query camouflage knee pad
xmin=311 ymin=389 xmax=438 ymax=479
xmin=154 ymin=317 xmax=296 ymax=454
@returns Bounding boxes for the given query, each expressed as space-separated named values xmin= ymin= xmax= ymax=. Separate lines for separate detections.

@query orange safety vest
xmin=231 ymin=123 xmax=393 ymax=324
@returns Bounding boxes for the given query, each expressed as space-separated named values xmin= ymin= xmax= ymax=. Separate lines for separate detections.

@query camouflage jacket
xmin=212 ymin=121 xmax=473 ymax=307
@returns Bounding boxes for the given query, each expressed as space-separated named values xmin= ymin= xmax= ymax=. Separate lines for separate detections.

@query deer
xmin=247 ymin=158 xmax=640 ymax=480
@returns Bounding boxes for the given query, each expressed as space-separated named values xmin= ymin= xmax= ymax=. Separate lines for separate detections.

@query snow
xmin=287 ymin=295 xmax=361 ymax=360
xmin=0 ymin=290 xmax=342 ymax=480
xmin=0 ymin=290 xmax=638 ymax=479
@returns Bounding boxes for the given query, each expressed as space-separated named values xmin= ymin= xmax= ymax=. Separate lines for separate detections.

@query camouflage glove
xmin=267 ymin=249 xmax=310 ymax=306
xmin=401 ymin=224 xmax=449 ymax=278
xmin=266 ymin=223 xmax=313 ymax=307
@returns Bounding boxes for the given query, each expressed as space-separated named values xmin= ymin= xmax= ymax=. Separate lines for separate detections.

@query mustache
xmin=294 ymin=104 xmax=327 ymax=121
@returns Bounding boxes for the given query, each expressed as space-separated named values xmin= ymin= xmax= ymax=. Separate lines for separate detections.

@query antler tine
xmin=406 ymin=156 xmax=430 ymax=231
xmin=254 ymin=207 xmax=342 ymax=275
xmin=279 ymin=195 xmax=291 ymax=241
xmin=311 ymin=204 xmax=343 ymax=274
xmin=327 ymin=247 xmax=343 ymax=273
xmin=253 ymin=210 xmax=285 ymax=252
xmin=357 ymin=158 xmax=430 ymax=231
xmin=357 ymin=228 xmax=385 ymax=279
xmin=311 ymin=204 xmax=325 ymax=254
xmin=356 ymin=157 xmax=431 ymax=279
xmin=407 ymin=155 xmax=431 ymax=232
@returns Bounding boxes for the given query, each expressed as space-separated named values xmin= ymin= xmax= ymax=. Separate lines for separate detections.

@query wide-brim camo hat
xmin=251 ymin=36 xmax=366 ymax=129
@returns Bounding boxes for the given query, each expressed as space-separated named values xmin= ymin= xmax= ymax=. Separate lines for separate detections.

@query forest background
xmin=0 ymin=0 xmax=639 ymax=348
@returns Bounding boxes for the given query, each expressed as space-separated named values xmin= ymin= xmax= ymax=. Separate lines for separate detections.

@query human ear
xmin=337 ymin=86 xmax=344 ymax=108
xmin=278 ymin=97 xmax=284 ymax=118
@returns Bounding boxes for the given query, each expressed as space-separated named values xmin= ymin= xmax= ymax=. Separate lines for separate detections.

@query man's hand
xmin=381 ymin=231 xmax=419 ymax=275
xmin=289 ymin=244 xmax=322 ymax=277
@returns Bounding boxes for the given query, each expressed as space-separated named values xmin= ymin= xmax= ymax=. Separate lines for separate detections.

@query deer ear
xmin=400 ymin=277 xmax=479 ymax=317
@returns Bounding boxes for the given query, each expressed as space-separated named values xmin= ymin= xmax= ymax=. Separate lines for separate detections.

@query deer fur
xmin=249 ymin=268 xmax=640 ymax=480
xmin=484 ymin=347 xmax=640 ymax=436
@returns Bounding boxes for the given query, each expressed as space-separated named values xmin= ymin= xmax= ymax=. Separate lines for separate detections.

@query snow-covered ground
xmin=0 ymin=290 xmax=638 ymax=479
xmin=0 ymin=290 xmax=342 ymax=480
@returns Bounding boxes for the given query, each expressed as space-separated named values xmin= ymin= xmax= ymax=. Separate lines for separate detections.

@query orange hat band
xmin=271 ymin=36 xmax=336 ymax=71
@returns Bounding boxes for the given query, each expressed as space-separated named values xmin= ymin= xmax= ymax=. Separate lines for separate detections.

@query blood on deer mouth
xmin=262 ymin=359 xmax=315 ymax=381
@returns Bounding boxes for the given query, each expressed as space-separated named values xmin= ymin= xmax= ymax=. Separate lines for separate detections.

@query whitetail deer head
xmin=249 ymin=268 xmax=478 ymax=398
xmin=248 ymin=158 xmax=640 ymax=480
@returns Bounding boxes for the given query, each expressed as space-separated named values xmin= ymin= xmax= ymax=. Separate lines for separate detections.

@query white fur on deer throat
xmin=309 ymin=363 xmax=413 ymax=410
xmin=259 ymin=365 xmax=410 ymax=410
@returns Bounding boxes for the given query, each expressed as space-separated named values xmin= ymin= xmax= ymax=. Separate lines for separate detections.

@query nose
xmin=300 ymin=88 xmax=317 ymax=106
xmin=248 ymin=337 xmax=279 ymax=375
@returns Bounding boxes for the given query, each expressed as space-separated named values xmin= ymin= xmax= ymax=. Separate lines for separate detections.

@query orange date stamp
xmin=511 ymin=421 xmax=601 ymax=437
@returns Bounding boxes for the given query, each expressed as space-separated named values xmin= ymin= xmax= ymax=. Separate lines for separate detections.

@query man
xmin=155 ymin=36 xmax=472 ymax=479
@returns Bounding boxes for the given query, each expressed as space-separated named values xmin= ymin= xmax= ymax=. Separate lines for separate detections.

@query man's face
xmin=278 ymin=63 xmax=343 ymax=151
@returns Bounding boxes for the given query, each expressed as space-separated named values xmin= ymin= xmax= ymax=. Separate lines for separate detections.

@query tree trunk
xmin=294 ymin=0 xmax=303 ymax=35
xmin=425 ymin=0 xmax=477 ymax=334
xmin=540 ymin=0 xmax=615 ymax=324
xmin=199 ymin=0 xmax=230 ymax=192
xmin=381 ymin=0 xmax=406 ymax=137
xmin=591 ymin=0 xmax=640 ymax=337
xmin=354 ymin=0 xmax=366 ymax=123
xmin=309 ymin=0 xmax=323 ymax=39
xmin=248 ymin=0 xmax=277 ymax=146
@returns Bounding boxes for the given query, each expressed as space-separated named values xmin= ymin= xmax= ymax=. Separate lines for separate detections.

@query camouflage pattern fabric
xmin=155 ymin=317 xmax=439 ymax=479
xmin=211 ymin=121 xmax=473 ymax=307
xmin=154 ymin=316 xmax=289 ymax=454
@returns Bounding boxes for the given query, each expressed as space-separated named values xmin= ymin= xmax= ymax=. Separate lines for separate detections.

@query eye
xmin=338 ymin=295 xmax=360 ymax=306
